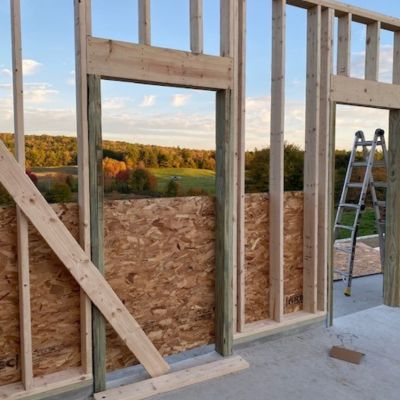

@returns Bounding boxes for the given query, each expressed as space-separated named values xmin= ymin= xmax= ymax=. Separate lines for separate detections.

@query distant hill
xmin=0 ymin=133 xmax=216 ymax=171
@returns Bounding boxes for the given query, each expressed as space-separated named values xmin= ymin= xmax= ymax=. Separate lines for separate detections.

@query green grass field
xmin=335 ymin=208 xmax=377 ymax=239
xmin=149 ymin=168 xmax=216 ymax=194
xmin=32 ymin=166 xmax=78 ymax=176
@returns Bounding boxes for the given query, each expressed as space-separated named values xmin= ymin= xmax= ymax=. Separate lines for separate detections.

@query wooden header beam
xmin=330 ymin=75 xmax=400 ymax=110
xmin=287 ymin=0 xmax=400 ymax=31
xmin=87 ymin=37 xmax=233 ymax=90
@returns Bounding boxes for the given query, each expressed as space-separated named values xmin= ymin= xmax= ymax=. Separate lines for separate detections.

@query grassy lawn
xmin=149 ymin=168 xmax=216 ymax=195
xmin=336 ymin=208 xmax=377 ymax=239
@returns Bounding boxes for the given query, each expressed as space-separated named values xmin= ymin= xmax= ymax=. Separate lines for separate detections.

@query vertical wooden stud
xmin=88 ymin=74 xmax=106 ymax=391
xmin=303 ymin=5 xmax=321 ymax=314
xmin=74 ymin=0 xmax=92 ymax=375
xmin=365 ymin=21 xmax=380 ymax=81
xmin=139 ymin=0 xmax=151 ymax=45
xmin=337 ymin=13 xmax=351 ymax=76
xmin=269 ymin=0 xmax=286 ymax=322
xmin=384 ymin=31 xmax=400 ymax=307
xmin=216 ymin=0 xmax=236 ymax=355
xmin=236 ymin=0 xmax=246 ymax=332
xmin=10 ymin=0 xmax=33 ymax=389
xmin=317 ymin=7 xmax=334 ymax=313
xmin=190 ymin=0 xmax=203 ymax=54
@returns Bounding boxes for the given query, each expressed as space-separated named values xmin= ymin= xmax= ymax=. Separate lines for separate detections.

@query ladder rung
xmin=335 ymin=224 xmax=355 ymax=231
xmin=373 ymin=161 xmax=386 ymax=168
xmin=334 ymin=269 xmax=350 ymax=277
xmin=375 ymin=200 xmax=386 ymax=208
xmin=347 ymin=182 xmax=363 ymax=188
xmin=355 ymin=141 xmax=373 ymax=146
xmin=352 ymin=161 xmax=368 ymax=167
xmin=372 ymin=182 xmax=388 ymax=188
xmin=339 ymin=203 xmax=359 ymax=209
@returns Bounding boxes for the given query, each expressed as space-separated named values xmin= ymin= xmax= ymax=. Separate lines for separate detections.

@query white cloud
xmin=24 ymin=83 xmax=58 ymax=104
xmin=0 ymin=68 xmax=11 ymax=78
xmin=140 ymin=95 xmax=156 ymax=107
xmin=23 ymin=59 xmax=42 ymax=76
xmin=171 ymin=94 xmax=191 ymax=107
xmin=67 ymin=70 xmax=75 ymax=86
xmin=103 ymin=97 xmax=129 ymax=110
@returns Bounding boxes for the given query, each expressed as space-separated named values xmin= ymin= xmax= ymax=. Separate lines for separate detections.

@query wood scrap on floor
xmin=329 ymin=346 xmax=365 ymax=364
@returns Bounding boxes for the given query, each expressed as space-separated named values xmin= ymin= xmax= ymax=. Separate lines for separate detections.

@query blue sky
xmin=0 ymin=0 xmax=398 ymax=150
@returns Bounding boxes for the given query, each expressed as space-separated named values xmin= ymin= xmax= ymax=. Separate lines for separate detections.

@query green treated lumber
xmin=88 ymin=74 xmax=106 ymax=392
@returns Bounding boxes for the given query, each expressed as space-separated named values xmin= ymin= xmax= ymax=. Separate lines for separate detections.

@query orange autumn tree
xmin=103 ymin=157 xmax=127 ymax=178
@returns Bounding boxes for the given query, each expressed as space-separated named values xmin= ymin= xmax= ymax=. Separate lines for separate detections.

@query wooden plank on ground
xmin=303 ymin=5 xmax=321 ymax=314
xmin=365 ymin=21 xmax=380 ymax=81
xmin=269 ymin=0 xmax=286 ymax=323
xmin=138 ymin=0 xmax=151 ymax=45
xmin=317 ymin=7 xmax=334 ymax=312
xmin=10 ymin=0 xmax=33 ymax=390
xmin=0 ymin=140 xmax=170 ymax=378
xmin=330 ymin=75 xmax=400 ymax=110
xmin=190 ymin=0 xmax=203 ymax=54
xmin=87 ymin=37 xmax=233 ymax=90
xmin=337 ymin=13 xmax=351 ymax=77
xmin=93 ymin=356 xmax=249 ymax=400
xmin=73 ymin=0 xmax=92 ymax=375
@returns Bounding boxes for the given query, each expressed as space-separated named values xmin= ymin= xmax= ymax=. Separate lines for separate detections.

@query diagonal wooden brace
xmin=0 ymin=140 xmax=169 ymax=378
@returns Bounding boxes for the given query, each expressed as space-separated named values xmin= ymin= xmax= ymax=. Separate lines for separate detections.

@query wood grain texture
xmin=190 ymin=0 xmax=203 ymax=54
xmin=138 ymin=0 xmax=151 ymax=45
xmin=104 ymin=197 xmax=215 ymax=372
xmin=337 ymin=13 xmax=351 ymax=77
xmin=87 ymin=37 xmax=233 ymax=90
xmin=365 ymin=21 xmax=380 ymax=81
xmin=245 ymin=192 xmax=304 ymax=323
xmin=0 ymin=141 xmax=169 ymax=379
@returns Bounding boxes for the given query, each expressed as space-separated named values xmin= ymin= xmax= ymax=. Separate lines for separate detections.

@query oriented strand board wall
xmin=245 ymin=192 xmax=304 ymax=323
xmin=0 ymin=204 xmax=81 ymax=386
xmin=104 ymin=197 xmax=216 ymax=371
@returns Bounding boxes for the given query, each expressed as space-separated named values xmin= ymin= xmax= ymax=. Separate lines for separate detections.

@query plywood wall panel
xmin=103 ymin=197 xmax=216 ymax=372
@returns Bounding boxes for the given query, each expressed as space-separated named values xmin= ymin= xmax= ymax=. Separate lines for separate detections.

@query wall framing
xmin=2 ymin=0 xmax=400 ymax=398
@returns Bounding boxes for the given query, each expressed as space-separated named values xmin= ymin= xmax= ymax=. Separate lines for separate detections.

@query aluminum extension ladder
xmin=333 ymin=129 xmax=388 ymax=296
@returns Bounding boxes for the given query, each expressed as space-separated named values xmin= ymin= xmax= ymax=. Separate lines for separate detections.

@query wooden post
xmin=269 ymin=0 xmax=286 ymax=322
xmin=215 ymin=0 xmax=236 ymax=356
xmin=236 ymin=0 xmax=246 ymax=332
xmin=317 ymin=7 xmax=334 ymax=312
xmin=74 ymin=0 xmax=93 ymax=376
xmin=337 ymin=13 xmax=351 ymax=77
xmin=88 ymin=74 xmax=106 ymax=391
xmin=384 ymin=31 xmax=400 ymax=307
xmin=190 ymin=0 xmax=203 ymax=54
xmin=10 ymin=0 xmax=33 ymax=389
xmin=303 ymin=5 xmax=321 ymax=314
xmin=365 ymin=21 xmax=380 ymax=81
xmin=139 ymin=0 xmax=151 ymax=45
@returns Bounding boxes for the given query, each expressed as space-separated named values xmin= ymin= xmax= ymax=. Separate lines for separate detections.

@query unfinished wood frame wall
xmin=235 ymin=0 xmax=400 ymax=342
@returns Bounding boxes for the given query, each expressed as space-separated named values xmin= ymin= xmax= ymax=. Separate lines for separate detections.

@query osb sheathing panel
xmin=0 ymin=204 xmax=81 ymax=385
xmin=245 ymin=192 xmax=304 ymax=323
xmin=104 ymin=197 xmax=216 ymax=372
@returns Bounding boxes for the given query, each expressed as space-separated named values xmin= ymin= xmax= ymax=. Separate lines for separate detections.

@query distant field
xmin=31 ymin=166 xmax=216 ymax=194
xmin=149 ymin=168 xmax=216 ymax=194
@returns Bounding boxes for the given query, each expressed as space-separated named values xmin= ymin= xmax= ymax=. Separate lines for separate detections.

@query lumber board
xmin=317 ymin=7 xmax=334 ymax=312
xmin=93 ymin=356 xmax=249 ymax=400
xmin=138 ymin=0 xmax=151 ymax=45
xmin=0 ymin=140 xmax=169 ymax=378
xmin=385 ymin=32 xmax=400 ymax=307
xmin=73 ymin=0 xmax=92 ymax=375
xmin=330 ymin=75 xmax=400 ymax=110
xmin=10 ymin=0 xmax=33 ymax=390
xmin=190 ymin=0 xmax=203 ymax=54
xmin=236 ymin=0 xmax=246 ymax=333
xmin=303 ymin=5 xmax=321 ymax=314
xmin=286 ymin=0 xmax=400 ymax=32
xmin=365 ymin=21 xmax=380 ymax=81
xmin=86 ymin=37 xmax=233 ymax=90
xmin=88 ymin=75 xmax=106 ymax=392
xmin=269 ymin=0 xmax=286 ymax=323
xmin=337 ymin=13 xmax=351 ymax=77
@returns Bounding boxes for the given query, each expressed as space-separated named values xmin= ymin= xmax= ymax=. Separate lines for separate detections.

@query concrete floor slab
xmin=155 ymin=306 xmax=400 ymax=400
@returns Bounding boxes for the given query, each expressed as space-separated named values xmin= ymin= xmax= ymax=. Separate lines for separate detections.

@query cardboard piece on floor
xmin=329 ymin=346 xmax=365 ymax=364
